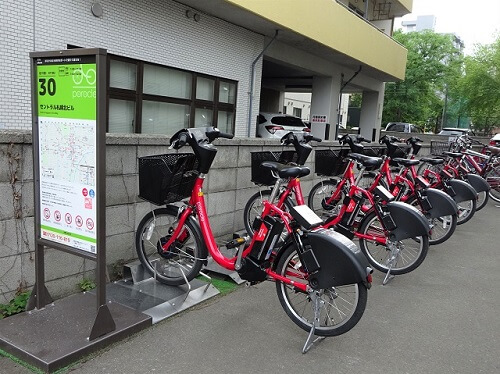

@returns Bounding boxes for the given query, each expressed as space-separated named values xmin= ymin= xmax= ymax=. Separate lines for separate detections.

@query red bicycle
xmin=356 ymin=136 xmax=458 ymax=245
xmin=311 ymin=151 xmax=431 ymax=284
xmin=243 ymin=131 xmax=320 ymax=236
xmin=135 ymin=127 xmax=372 ymax=351
xmin=246 ymin=133 xmax=430 ymax=284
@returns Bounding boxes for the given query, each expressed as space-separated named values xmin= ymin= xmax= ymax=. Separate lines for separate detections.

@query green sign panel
xmin=35 ymin=56 xmax=98 ymax=254
xmin=37 ymin=63 xmax=96 ymax=120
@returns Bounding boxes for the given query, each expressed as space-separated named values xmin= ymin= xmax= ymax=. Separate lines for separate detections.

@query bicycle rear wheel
xmin=405 ymin=195 xmax=457 ymax=245
xmin=275 ymin=245 xmax=367 ymax=337
xmin=307 ymin=179 xmax=343 ymax=221
xmin=243 ymin=189 xmax=293 ymax=236
xmin=486 ymin=165 xmax=500 ymax=202
xmin=456 ymin=198 xmax=476 ymax=225
xmin=358 ymin=211 xmax=429 ymax=275
xmin=135 ymin=207 xmax=206 ymax=285
xmin=475 ymin=190 xmax=489 ymax=211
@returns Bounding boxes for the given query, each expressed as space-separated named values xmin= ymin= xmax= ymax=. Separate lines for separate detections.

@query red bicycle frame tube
xmin=321 ymin=180 xmax=387 ymax=245
xmin=161 ymin=177 xmax=308 ymax=292
xmin=276 ymin=177 xmax=306 ymax=207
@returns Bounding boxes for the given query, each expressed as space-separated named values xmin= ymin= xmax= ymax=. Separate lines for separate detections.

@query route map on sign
xmin=39 ymin=118 xmax=96 ymax=185
xmin=36 ymin=56 xmax=98 ymax=254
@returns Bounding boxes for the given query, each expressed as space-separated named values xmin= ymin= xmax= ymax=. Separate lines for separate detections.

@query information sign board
xmin=34 ymin=55 xmax=98 ymax=254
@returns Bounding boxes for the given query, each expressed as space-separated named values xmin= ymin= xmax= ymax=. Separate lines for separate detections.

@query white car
xmin=385 ymin=122 xmax=422 ymax=133
xmin=438 ymin=127 xmax=475 ymax=136
xmin=490 ymin=133 xmax=500 ymax=147
xmin=256 ymin=113 xmax=309 ymax=139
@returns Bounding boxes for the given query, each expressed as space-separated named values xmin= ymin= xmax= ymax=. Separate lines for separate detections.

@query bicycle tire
xmin=358 ymin=211 xmax=429 ymax=275
xmin=475 ymin=190 xmax=489 ymax=211
xmin=485 ymin=165 xmax=500 ymax=202
xmin=456 ymin=198 xmax=476 ymax=225
xmin=307 ymin=179 xmax=343 ymax=221
xmin=405 ymin=195 xmax=457 ymax=245
xmin=275 ymin=244 xmax=367 ymax=337
xmin=135 ymin=207 xmax=206 ymax=286
xmin=243 ymin=190 xmax=293 ymax=236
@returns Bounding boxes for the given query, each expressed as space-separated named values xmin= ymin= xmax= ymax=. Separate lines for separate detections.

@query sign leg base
xmin=26 ymin=282 xmax=54 ymax=311
xmin=89 ymin=304 xmax=116 ymax=341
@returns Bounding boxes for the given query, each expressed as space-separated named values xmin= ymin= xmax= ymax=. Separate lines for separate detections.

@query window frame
xmin=106 ymin=55 xmax=237 ymax=134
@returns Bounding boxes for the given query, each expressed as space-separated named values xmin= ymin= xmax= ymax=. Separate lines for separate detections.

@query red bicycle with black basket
xmin=135 ymin=127 xmax=372 ymax=352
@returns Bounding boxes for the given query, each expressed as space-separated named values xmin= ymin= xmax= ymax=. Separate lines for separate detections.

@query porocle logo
xmin=72 ymin=64 xmax=96 ymax=99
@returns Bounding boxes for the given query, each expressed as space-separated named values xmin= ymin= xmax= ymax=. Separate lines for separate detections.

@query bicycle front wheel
xmin=358 ymin=211 xmax=429 ymax=275
xmin=486 ymin=165 xmax=500 ymax=202
xmin=275 ymin=245 xmax=367 ymax=337
xmin=135 ymin=207 xmax=206 ymax=285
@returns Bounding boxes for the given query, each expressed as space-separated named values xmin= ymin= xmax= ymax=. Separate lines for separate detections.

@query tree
xmin=383 ymin=30 xmax=463 ymax=132
xmin=459 ymin=36 xmax=500 ymax=134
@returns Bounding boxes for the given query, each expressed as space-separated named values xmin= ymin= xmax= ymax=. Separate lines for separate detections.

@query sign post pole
xmin=29 ymin=48 xmax=114 ymax=339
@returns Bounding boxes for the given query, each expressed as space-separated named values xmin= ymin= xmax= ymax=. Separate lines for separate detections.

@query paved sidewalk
xmin=2 ymin=202 xmax=500 ymax=373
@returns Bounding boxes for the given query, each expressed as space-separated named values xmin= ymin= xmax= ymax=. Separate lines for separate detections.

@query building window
xmin=293 ymin=107 xmax=302 ymax=118
xmin=107 ymin=56 xmax=237 ymax=134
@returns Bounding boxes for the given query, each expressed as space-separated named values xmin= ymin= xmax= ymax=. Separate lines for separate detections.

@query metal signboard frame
xmin=29 ymin=48 xmax=114 ymax=340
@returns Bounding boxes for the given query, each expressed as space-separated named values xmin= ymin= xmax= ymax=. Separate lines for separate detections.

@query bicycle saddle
xmin=419 ymin=157 xmax=444 ymax=165
xmin=443 ymin=151 xmax=462 ymax=158
xmin=347 ymin=153 xmax=383 ymax=168
xmin=260 ymin=161 xmax=310 ymax=178
xmin=391 ymin=158 xmax=420 ymax=167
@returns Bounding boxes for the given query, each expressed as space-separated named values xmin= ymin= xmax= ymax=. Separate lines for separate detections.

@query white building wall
xmin=284 ymin=93 xmax=311 ymax=120
xmin=0 ymin=0 xmax=265 ymax=137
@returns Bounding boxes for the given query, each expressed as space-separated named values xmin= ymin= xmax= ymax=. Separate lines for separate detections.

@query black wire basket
xmin=138 ymin=153 xmax=199 ymax=205
xmin=250 ymin=150 xmax=298 ymax=185
xmin=314 ymin=149 xmax=349 ymax=176
xmin=430 ymin=141 xmax=452 ymax=156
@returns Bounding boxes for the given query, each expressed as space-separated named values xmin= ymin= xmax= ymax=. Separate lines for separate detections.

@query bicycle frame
xmin=273 ymin=177 xmax=306 ymax=207
xmin=320 ymin=162 xmax=388 ymax=246
xmin=161 ymin=175 xmax=308 ymax=292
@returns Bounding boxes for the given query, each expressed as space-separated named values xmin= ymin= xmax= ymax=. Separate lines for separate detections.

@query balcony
xmin=177 ymin=0 xmax=413 ymax=81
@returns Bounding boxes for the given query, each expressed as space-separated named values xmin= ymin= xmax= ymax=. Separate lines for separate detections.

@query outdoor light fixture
xmin=91 ymin=2 xmax=103 ymax=18
xmin=186 ymin=9 xmax=200 ymax=22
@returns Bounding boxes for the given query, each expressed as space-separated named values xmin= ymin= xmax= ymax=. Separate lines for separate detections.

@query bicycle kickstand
xmin=382 ymin=257 xmax=396 ymax=285
xmin=382 ymin=267 xmax=395 ymax=285
xmin=302 ymin=292 xmax=326 ymax=354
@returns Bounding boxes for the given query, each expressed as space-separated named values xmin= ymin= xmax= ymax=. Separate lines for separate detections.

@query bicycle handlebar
xmin=280 ymin=131 xmax=321 ymax=146
xmin=169 ymin=127 xmax=234 ymax=150
xmin=405 ymin=136 xmax=422 ymax=145
xmin=379 ymin=135 xmax=402 ymax=145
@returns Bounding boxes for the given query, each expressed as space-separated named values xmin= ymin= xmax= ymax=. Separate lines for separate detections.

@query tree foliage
xmin=383 ymin=30 xmax=463 ymax=132
xmin=458 ymin=37 xmax=500 ymax=134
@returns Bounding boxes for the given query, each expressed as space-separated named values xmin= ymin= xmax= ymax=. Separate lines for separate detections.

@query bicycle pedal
xmin=226 ymin=237 xmax=247 ymax=249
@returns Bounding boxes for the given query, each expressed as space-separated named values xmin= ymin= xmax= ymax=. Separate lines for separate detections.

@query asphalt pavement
xmin=2 ymin=201 xmax=499 ymax=374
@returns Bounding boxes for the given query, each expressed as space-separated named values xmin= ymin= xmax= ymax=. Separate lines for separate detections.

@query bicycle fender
xmin=386 ymin=201 xmax=430 ymax=241
xmin=424 ymin=188 xmax=458 ymax=218
xmin=448 ymin=179 xmax=478 ymax=203
xmin=465 ymin=173 xmax=490 ymax=193
xmin=301 ymin=229 xmax=371 ymax=289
